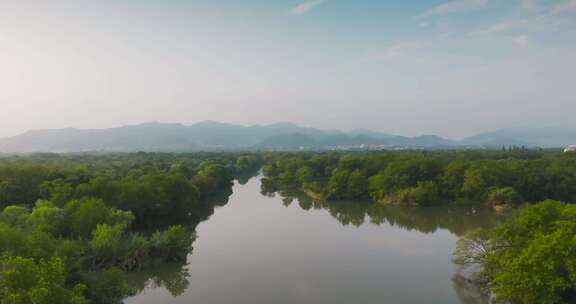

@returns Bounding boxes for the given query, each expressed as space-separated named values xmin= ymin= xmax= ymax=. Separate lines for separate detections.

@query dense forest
xmin=0 ymin=152 xmax=261 ymax=303
xmin=261 ymin=150 xmax=576 ymax=209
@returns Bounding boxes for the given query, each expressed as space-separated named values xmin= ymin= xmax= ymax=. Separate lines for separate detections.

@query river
xmin=125 ymin=175 xmax=500 ymax=304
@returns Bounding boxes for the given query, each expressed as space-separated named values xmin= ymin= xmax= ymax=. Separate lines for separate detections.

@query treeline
xmin=0 ymin=152 xmax=261 ymax=304
xmin=261 ymin=150 xmax=576 ymax=207
xmin=260 ymin=185 xmax=501 ymax=235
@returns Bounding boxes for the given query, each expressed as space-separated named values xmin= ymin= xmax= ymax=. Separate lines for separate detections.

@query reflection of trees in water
xmin=192 ymin=168 xmax=259 ymax=227
xmin=326 ymin=201 xmax=368 ymax=227
xmin=265 ymin=187 xmax=504 ymax=237
xmin=260 ymin=177 xmax=279 ymax=197
xmin=367 ymin=204 xmax=502 ymax=236
xmin=264 ymin=185 xmax=500 ymax=304
xmin=452 ymin=273 xmax=491 ymax=304
xmin=236 ymin=168 xmax=261 ymax=185
xmin=127 ymin=261 xmax=191 ymax=297
xmin=127 ymin=174 xmax=260 ymax=298
xmin=125 ymin=195 xmax=221 ymax=298
xmin=184 ymin=187 xmax=234 ymax=234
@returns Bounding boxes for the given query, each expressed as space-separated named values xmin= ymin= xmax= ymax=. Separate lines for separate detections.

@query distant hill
xmin=461 ymin=128 xmax=576 ymax=148
xmin=0 ymin=122 xmax=573 ymax=152
xmin=256 ymin=133 xmax=319 ymax=149
xmin=0 ymin=121 xmax=456 ymax=152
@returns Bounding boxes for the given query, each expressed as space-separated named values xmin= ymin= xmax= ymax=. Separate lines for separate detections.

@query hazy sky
xmin=1 ymin=0 xmax=575 ymax=139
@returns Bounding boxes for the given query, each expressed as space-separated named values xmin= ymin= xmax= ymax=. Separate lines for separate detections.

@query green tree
xmin=454 ymin=201 xmax=576 ymax=304
xmin=486 ymin=187 xmax=522 ymax=207
xmin=90 ymin=224 xmax=126 ymax=267
xmin=296 ymin=167 xmax=313 ymax=184
xmin=367 ymin=173 xmax=388 ymax=201
xmin=347 ymin=169 xmax=368 ymax=198
xmin=0 ymin=223 xmax=26 ymax=255
xmin=393 ymin=181 xmax=440 ymax=206
xmin=82 ymin=268 xmax=133 ymax=304
xmin=327 ymin=169 xmax=349 ymax=199
xmin=66 ymin=198 xmax=112 ymax=238
xmin=0 ymin=256 xmax=87 ymax=304
xmin=150 ymin=225 xmax=194 ymax=262
xmin=0 ymin=206 xmax=30 ymax=228
xmin=27 ymin=201 xmax=66 ymax=236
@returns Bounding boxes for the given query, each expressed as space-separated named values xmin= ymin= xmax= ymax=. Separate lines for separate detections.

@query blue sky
xmin=0 ymin=0 xmax=575 ymax=138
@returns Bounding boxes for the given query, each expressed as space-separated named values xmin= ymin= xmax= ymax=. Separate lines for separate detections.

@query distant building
xmin=564 ymin=145 xmax=576 ymax=153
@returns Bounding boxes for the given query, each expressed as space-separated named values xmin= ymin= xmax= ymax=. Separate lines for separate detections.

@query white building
xmin=564 ymin=145 xmax=576 ymax=153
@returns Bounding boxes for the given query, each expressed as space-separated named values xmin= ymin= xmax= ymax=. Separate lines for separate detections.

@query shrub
xmin=486 ymin=187 xmax=522 ymax=207
xmin=392 ymin=181 xmax=441 ymax=206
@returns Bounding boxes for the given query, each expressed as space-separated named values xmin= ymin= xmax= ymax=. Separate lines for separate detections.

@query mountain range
xmin=0 ymin=121 xmax=574 ymax=152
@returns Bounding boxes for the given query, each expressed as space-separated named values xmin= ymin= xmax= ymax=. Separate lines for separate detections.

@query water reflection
xmin=127 ymin=262 xmax=190 ymax=298
xmin=127 ymin=175 xmax=499 ymax=304
xmin=452 ymin=274 xmax=491 ymax=304
xmin=192 ymin=168 xmax=260 ymax=226
xmin=263 ymin=186 xmax=503 ymax=237
xmin=124 ymin=171 xmax=259 ymax=298
xmin=260 ymin=181 xmax=500 ymax=304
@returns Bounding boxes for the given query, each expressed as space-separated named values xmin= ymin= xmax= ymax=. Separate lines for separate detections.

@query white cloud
xmin=288 ymin=0 xmax=325 ymax=15
xmin=368 ymin=42 xmax=424 ymax=60
xmin=520 ymin=0 xmax=537 ymax=10
xmin=469 ymin=19 xmax=531 ymax=35
xmin=416 ymin=0 xmax=489 ymax=19
xmin=468 ymin=12 xmax=570 ymax=36
xmin=553 ymin=0 xmax=576 ymax=14
xmin=517 ymin=0 xmax=576 ymax=14
xmin=511 ymin=35 xmax=529 ymax=47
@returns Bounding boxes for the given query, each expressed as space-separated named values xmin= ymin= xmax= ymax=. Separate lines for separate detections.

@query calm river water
xmin=126 ymin=175 xmax=500 ymax=304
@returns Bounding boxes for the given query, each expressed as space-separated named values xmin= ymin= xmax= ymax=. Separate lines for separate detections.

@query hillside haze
xmin=0 ymin=122 xmax=574 ymax=152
